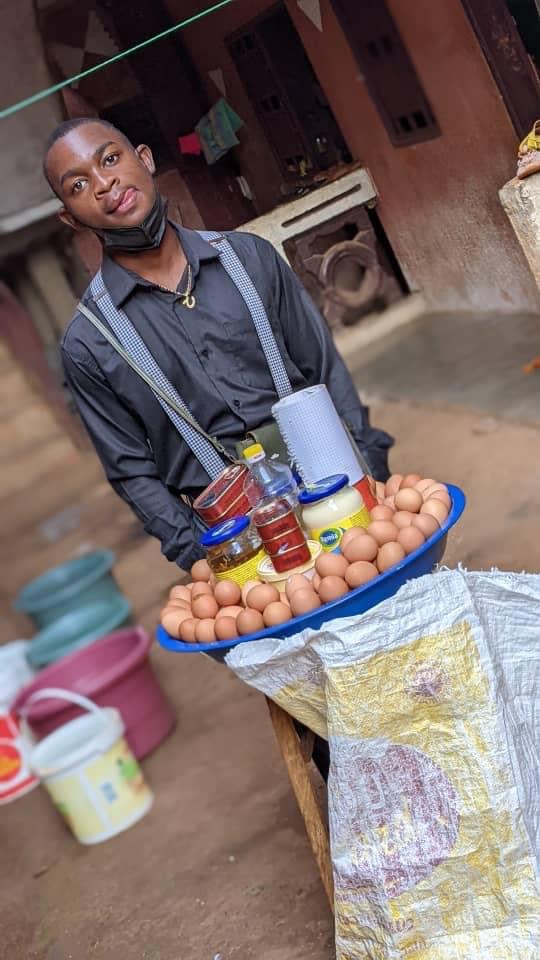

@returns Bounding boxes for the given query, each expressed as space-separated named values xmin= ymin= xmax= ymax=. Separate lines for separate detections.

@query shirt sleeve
xmin=264 ymin=240 xmax=394 ymax=479
xmin=61 ymin=345 xmax=204 ymax=571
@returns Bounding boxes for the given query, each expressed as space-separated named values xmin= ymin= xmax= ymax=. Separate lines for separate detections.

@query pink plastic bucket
xmin=13 ymin=627 xmax=175 ymax=759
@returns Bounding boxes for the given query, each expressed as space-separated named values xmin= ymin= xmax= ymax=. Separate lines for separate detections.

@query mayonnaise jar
xmin=299 ymin=474 xmax=370 ymax=553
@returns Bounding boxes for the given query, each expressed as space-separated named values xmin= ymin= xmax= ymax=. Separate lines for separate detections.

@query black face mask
xmin=92 ymin=191 xmax=168 ymax=253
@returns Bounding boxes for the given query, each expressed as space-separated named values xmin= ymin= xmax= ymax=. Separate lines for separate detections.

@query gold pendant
xmin=182 ymin=293 xmax=196 ymax=309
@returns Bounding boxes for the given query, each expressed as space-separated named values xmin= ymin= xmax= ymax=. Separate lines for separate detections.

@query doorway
xmin=227 ymin=3 xmax=352 ymax=181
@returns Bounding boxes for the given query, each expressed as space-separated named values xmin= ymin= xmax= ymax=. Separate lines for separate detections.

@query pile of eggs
xmin=160 ymin=474 xmax=451 ymax=645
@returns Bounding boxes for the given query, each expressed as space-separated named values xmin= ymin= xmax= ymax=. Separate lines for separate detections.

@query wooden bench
xmin=266 ymin=697 xmax=334 ymax=910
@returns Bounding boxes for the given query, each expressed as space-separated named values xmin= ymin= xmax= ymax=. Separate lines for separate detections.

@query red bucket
xmin=13 ymin=627 xmax=175 ymax=759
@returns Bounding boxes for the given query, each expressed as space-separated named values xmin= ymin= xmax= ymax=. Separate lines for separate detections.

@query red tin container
xmin=253 ymin=498 xmax=310 ymax=573
xmin=193 ymin=465 xmax=262 ymax=526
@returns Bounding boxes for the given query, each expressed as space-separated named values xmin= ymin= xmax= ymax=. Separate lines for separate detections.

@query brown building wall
xmin=286 ymin=0 xmax=540 ymax=311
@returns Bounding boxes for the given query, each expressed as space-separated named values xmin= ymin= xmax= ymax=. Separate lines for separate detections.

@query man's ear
xmin=58 ymin=207 xmax=84 ymax=232
xmin=135 ymin=143 xmax=156 ymax=176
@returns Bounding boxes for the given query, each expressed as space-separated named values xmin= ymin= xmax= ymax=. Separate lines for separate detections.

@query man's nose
xmin=94 ymin=168 xmax=117 ymax=196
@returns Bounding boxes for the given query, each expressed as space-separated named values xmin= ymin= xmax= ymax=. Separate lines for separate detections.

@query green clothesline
xmin=0 ymin=0 xmax=237 ymax=121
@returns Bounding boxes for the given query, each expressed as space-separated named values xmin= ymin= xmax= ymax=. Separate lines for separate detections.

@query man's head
xmin=43 ymin=118 xmax=158 ymax=234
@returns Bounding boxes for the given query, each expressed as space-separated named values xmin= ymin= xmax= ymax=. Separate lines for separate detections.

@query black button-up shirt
xmin=62 ymin=225 xmax=392 ymax=570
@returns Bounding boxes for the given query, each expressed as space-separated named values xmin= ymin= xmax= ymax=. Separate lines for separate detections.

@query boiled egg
xmin=289 ymin=588 xmax=321 ymax=617
xmin=318 ymin=575 xmax=349 ymax=604
xmin=237 ymin=608 xmax=265 ymax=635
xmin=345 ymin=561 xmax=379 ymax=588
xmin=195 ymin=618 xmax=217 ymax=644
xmin=214 ymin=580 xmax=242 ymax=608
xmin=263 ymin=602 xmax=292 ymax=627
xmin=342 ymin=533 xmax=378 ymax=563
xmin=370 ymin=504 xmax=395 ymax=522
xmin=214 ymin=616 xmax=240 ymax=642
xmin=315 ymin=552 xmax=349 ymax=579
xmin=191 ymin=559 xmax=213 ymax=582
xmin=420 ymin=499 xmax=448 ymax=525
xmin=192 ymin=595 xmax=219 ymax=621
xmin=394 ymin=488 xmax=423 ymax=513
xmin=246 ymin=584 xmax=280 ymax=612
xmin=397 ymin=526 xmax=426 ymax=555
xmin=384 ymin=474 xmax=403 ymax=497
xmin=368 ymin=520 xmax=399 ymax=546
xmin=376 ymin=541 xmax=405 ymax=573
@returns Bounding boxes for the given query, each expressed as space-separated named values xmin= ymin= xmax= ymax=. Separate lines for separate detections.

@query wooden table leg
xmin=266 ymin=697 xmax=334 ymax=911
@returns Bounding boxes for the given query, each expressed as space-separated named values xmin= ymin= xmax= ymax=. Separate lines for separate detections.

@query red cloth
xmin=178 ymin=132 xmax=202 ymax=156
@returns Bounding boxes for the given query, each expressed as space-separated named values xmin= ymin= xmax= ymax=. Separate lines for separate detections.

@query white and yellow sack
xmin=227 ymin=569 xmax=540 ymax=959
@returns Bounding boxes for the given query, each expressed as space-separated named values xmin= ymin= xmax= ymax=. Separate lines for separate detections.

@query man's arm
xmin=265 ymin=240 xmax=394 ymax=479
xmin=62 ymin=347 xmax=204 ymax=570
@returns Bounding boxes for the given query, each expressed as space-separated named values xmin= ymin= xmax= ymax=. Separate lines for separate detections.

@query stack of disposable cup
xmin=272 ymin=385 xmax=364 ymax=485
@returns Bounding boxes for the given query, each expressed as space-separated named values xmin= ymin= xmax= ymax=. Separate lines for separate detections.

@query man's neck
xmin=108 ymin=223 xmax=187 ymax=289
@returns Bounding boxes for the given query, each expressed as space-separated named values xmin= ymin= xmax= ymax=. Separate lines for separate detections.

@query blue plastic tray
xmin=157 ymin=484 xmax=466 ymax=655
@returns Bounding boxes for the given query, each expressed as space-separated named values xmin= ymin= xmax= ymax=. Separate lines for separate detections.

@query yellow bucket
xmin=27 ymin=689 xmax=153 ymax=844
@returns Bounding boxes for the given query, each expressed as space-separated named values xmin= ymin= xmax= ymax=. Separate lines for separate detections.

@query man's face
xmin=46 ymin=122 xmax=157 ymax=231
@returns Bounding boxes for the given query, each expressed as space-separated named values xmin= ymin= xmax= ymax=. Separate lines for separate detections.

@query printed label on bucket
xmin=46 ymin=736 xmax=152 ymax=844
xmin=311 ymin=507 xmax=371 ymax=553
xmin=0 ymin=713 xmax=38 ymax=804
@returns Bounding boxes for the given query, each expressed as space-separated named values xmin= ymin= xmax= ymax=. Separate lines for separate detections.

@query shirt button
xmin=201 ymin=348 xmax=209 ymax=359
xmin=233 ymin=399 xmax=241 ymax=408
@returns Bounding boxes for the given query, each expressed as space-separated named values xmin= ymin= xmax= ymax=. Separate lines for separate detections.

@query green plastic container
xmin=14 ymin=551 xmax=126 ymax=630
xmin=27 ymin=598 xmax=133 ymax=669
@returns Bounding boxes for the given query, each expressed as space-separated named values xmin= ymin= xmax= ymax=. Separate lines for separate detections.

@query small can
xmin=271 ymin=541 xmax=311 ymax=573
xmin=193 ymin=465 xmax=262 ymax=526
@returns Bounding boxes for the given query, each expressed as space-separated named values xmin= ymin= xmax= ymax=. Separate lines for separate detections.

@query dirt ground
xmin=2 ymin=319 xmax=540 ymax=959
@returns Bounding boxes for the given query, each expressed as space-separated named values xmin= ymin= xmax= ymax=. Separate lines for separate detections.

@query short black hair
xmin=43 ymin=117 xmax=132 ymax=191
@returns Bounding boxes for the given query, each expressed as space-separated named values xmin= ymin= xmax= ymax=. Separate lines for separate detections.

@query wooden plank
xmin=266 ymin=697 xmax=334 ymax=911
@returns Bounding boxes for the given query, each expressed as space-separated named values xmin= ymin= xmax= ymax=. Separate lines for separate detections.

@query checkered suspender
xmin=199 ymin=232 xmax=293 ymax=399
xmin=90 ymin=271 xmax=227 ymax=479
xmin=88 ymin=233 xmax=293 ymax=477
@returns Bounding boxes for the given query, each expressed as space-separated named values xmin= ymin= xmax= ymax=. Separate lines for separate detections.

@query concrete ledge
xmin=499 ymin=175 xmax=540 ymax=289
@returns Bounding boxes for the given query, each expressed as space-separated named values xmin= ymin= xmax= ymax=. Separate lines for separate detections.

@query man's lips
xmin=105 ymin=187 xmax=137 ymax=215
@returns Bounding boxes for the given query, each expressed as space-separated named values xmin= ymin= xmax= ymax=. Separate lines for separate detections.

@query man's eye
xmin=72 ymin=180 xmax=85 ymax=193
xmin=104 ymin=153 xmax=119 ymax=166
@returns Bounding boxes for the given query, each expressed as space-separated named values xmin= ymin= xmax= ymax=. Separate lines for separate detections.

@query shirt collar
xmin=100 ymin=222 xmax=221 ymax=307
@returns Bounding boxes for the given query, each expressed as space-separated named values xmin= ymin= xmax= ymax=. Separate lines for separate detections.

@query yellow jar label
xmin=310 ymin=507 xmax=371 ymax=553
xmin=215 ymin=549 xmax=267 ymax=587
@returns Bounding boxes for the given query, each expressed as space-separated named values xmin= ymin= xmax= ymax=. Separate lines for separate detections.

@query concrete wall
xmin=0 ymin=0 xmax=61 ymax=221
xmin=287 ymin=0 xmax=540 ymax=311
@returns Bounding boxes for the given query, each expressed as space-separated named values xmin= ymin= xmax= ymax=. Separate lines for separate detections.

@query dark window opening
xmin=330 ymin=0 xmax=440 ymax=147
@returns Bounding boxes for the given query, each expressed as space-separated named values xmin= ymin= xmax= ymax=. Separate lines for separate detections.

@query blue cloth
xmin=195 ymin=98 xmax=243 ymax=165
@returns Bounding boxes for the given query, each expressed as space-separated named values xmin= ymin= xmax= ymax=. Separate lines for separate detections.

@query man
xmin=44 ymin=118 xmax=393 ymax=571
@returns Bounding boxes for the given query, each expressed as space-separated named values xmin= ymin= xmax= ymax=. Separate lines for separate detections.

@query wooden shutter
xmin=330 ymin=0 xmax=440 ymax=146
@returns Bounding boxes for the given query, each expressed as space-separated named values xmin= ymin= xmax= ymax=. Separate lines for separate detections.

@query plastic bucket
xmin=14 ymin=627 xmax=175 ymax=759
xmin=0 ymin=643 xmax=39 ymax=804
xmin=14 ymin=550 xmax=127 ymax=630
xmin=26 ymin=689 xmax=153 ymax=845
xmin=27 ymin=598 xmax=132 ymax=669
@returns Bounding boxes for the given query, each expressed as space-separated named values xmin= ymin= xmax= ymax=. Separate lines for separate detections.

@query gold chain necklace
xmin=157 ymin=263 xmax=196 ymax=309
